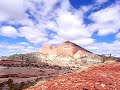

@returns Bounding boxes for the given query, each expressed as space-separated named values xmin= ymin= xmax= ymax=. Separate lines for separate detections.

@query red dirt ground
xmin=26 ymin=62 xmax=120 ymax=90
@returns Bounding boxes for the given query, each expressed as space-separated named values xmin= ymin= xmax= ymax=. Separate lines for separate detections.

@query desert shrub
xmin=0 ymin=82 xmax=4 ymax=90
xmin=13 ymin=83 xmax=20 ymax=90
xmin=6 ymin=79 xmax=13 ymax=85
xmin=19 ymin=82 xmax=25 ymax=90
xmin=6 ymin=79 xmax=14 ymax=90
xmin=18 ymin=80 xmax=37 ymax=90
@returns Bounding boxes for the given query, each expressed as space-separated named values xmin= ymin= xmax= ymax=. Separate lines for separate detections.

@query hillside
xmin=40 ymin=41 xmax=92 ymax=56
xmin=0 ymin=41 xmax=120 ymax=90
xmin=25 ymin=62 xmax=120 ymax=90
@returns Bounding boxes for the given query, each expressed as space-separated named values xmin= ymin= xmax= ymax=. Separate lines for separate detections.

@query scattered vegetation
xmin=0 ymin=78 xmax=38 ymax=90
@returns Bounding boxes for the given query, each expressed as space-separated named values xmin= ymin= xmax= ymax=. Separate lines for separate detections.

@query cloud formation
xmin=19 ymin=26 xmax=48 ymax=43
xmin=0 ymin=0 xmax=25 ymax=21
xmin=95 ymin=0 xmax=109 ymax=4
xmin=0 ymin=26 xmax=19 ymax=38
xmin=0 ymin=42 xmax=37 ymax=56
xmin=0 ymin=0 xmax=120 ymax=56
xmin=89 ymin=3 xmax=120 ymax=36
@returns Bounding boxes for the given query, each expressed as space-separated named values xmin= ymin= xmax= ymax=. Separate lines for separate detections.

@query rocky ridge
xmin=3 ymin=41 xmax=118 ymax=68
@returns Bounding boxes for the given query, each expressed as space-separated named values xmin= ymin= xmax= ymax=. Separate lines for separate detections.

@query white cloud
xmin=43 ymin=0 xmax=93 ymax=46
xmin=0 ymin=42 xmax=38 ymax=56
xmin=0 ymin=0 xmax=94 ymax=46
xmin=19 ymin=26 xmax=48 ymax=44
xmin=116 ymin=32 xmax=120 ymax=39
xmin=0 ymin=0 xmax=120 ymax=57
xmin=39 ymin=0 xmax=59 ymax=16
xmin=0 ymin=26 xmax=19 ymax=38
xmin=95 ymin=0 xmax=108 ymax=4
xmin=46 ymin=35 xmax=64 ymax=45
xmin=57 ymin=12 xmax=90 ymax=39
xmin=89 ymin=3 xmax=120 ymax=36
xmin=17 ymin=42 xmax=30 ymax=46
xmin=0 ymin=11 xmax=9 ymax=22
xmin=71 ymin=38 xmax=95 ymax=46
xmin=0 ymin=0 xmax=25 ymax=21
xmin=86 ymin=40 xmax=120 ymax=57
xmin=17 ymin=0 xmax=93 ymax=46
xmin=80 ymin=6 xmax=92 ymax=12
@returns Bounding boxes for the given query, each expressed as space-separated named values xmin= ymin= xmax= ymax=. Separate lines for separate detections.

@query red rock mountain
xmin=40 ymin=41 xmax=91 ymax=56
xmin=25 ymin=41 xmax=120 ymax=90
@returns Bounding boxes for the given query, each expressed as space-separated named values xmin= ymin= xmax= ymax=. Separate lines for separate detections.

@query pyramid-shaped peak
xmin=40 ymin=41 xmax=92 ymax=56
xmin=62 ymin=41 xmax=81 ymax=48
xmin=64 ymin=41 xmax=72 ymax=43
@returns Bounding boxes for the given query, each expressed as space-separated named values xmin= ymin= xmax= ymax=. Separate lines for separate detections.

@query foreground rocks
xmin=26 ymin=62 xmax=120 ymax=90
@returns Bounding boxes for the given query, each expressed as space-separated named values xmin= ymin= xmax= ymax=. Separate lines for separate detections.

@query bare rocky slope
xmin=25 ymin=62 xmax=120 ymax=90
xmin=40 ymin=41 xmax=91 ymax=56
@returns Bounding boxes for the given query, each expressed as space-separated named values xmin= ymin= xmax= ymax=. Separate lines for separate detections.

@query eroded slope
xmin=26 ymin=62 xmax=120 ymax=90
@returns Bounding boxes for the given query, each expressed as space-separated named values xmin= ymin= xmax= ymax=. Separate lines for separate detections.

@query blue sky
xmin=0 ymin=0 xmax=120 ymax=56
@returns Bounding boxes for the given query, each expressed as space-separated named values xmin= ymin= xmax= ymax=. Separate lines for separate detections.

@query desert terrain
xmin=0 ymin=41 xmax=120 ymax=90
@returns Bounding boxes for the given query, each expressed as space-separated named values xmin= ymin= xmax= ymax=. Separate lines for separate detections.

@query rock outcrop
xmin=25 ymin=62 xmax=120 ymax=90
xmin=39 ymin=41 xmax=107 ymax=67
xmin=40 ymin=41 xmax=91 ymax=57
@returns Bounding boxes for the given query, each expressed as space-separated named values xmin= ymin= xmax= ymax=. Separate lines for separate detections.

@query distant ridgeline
xmin=0 ymin=54 xmax=117 ymax=68
xmin=0 ymin=41 xmax=120 ymax=67
xmin=1 ymin=52 xmax=44 ymax=62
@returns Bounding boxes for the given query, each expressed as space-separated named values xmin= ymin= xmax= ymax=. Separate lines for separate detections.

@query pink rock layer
xmin=40 ymin=41 xmax=91 ymax=56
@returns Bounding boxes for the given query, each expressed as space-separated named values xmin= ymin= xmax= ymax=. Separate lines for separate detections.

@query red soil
xmin=26 ymin=63 xmax=120 ymax=90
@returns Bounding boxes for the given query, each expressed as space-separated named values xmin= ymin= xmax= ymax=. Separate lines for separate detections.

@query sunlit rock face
xmin=40 ymin=41 xmax=91 ymax=57
xmin=40 ymin=45 xmax=58 ymax=55
xmin=39 ymin=41 xmax=105 ymax=67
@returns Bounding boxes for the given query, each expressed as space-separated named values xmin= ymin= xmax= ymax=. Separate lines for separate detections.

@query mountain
xmin=4 ymin=41 xmax=118 ymax=67
xmin=39 ymin=41 xmax=112 ymax=67
xmin=1 ymin=41 xmax=119 ymax=90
